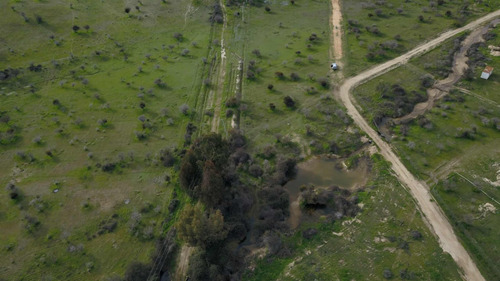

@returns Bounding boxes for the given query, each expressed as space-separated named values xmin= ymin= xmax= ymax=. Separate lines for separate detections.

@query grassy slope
xmin=0 ymin=0 xmax=212 ymax=279
xmin=245 ymin=155 xmax=462 ymax=281
xmin=342 ymin=0 xmax=500 ymax=77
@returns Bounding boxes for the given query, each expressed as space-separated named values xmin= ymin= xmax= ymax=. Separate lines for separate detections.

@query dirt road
xmin=339 ymin=10 xmax=500 ymax=281
xmin=330 ymin=0 xmax=343 ymax=63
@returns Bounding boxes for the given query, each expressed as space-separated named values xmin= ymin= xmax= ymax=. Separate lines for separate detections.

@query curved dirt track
xmin=339 ymin=10 xmax=500 ymax=281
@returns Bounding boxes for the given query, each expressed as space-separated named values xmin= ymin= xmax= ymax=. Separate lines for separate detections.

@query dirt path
xmin=174 ymin=245 xmax=193 ymax=281
xmin=210 ymin=0 xmax=228 ymax=132
xmin=330 ymin=0 xmax=343 ymax=63
xmin=339 ymin=10 xmax=500 ymax=281
xmin=394 ymin=19 xmax=500 ymax=125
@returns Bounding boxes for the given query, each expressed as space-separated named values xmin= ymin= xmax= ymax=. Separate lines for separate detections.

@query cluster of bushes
xmin=300 ymin=185 xmax=359 ymax=219
xmin=176 ymin=131 xmax=257 ymax=279
xmin=174 ymin=131 xmax=300 ymax=279
xmin=0 ymin=68 xmax=21 ymax=81
xmin=424 ymin=34 xmax=467 ymax=78
xmin=209 ymin=3 xmax=224 ymax=24
xmin=0 ymin=111 xmax=20 ymax=145
xmin=372 ymin=83 xmax=426 ymax=126
xmin=246 ymin=59 xmax=262 ymax=80
xmin=464 ymin=29 xmax=497 ymax=80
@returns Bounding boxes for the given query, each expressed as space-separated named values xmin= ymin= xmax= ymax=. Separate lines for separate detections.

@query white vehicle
xmin=331 ymin=63 xmax=338 ymax=70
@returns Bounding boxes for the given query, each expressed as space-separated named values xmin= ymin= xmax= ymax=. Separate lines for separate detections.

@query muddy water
xmin=285 ymin=156 xmax=369 ymax=229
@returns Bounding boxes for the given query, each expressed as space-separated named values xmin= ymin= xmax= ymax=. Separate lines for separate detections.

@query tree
xmin=179 ymin=133 xmax=230 ymax=196
xmin=200 ymin=160 xmax=226 ymax=207
xmin=179 ymin=149 xmax=202 ymax=193
xmin=176 ymin=203 xmax=228 ymax=247
xmin=72 ymin=25 xmax=80 ymax=33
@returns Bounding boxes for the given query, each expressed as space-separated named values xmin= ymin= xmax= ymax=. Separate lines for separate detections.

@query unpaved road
xmin=339 ymin=10 xmax=500 ymax=281
xmin=330 ymin=0 xmax=343 ymax=63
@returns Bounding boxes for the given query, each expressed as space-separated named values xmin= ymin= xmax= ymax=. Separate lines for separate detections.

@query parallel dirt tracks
xmin=210 ymin=0 xmax=229 ymax=133
xmin=339 ymin=10 xmax=500 ymax=281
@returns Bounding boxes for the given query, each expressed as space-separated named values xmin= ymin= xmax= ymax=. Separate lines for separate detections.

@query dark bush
xmin=302 ymin=228 xmax=318 ymax=239
xmin=158 ymin=148 xmax=175 ymax=167
xmin=101 ymin=162 xmax=117 ymax=172
xmin=283 ymin=96 xmax=295 ymax=108
xmin=410 ymin=230 xmax=422 ymax=240
xmin=210 ymin=4 xmax=224 ymax=24
xmin=383 ymin=269 xmax=393 ymax=279
xmin=124 ymin=262 xmax=151 ymax=281
xmin=173 ymin=32 xmax=183 ymax=41
xmin=273 ymin=157 xmax=297 ymax=185
xmin=420 ymin=74 xmax=435 ymax=88
xmin=168 ymin=199 xmax=179 ymax=213
xmin=249 ymin=164 xmax=264 ymax=177
xmin=317 ymin=77 xmax=330 ymax=88
xmin=225 ymin=97 xmax=239 ymax=108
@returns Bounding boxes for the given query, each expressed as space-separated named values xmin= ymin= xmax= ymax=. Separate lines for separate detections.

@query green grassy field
xmin=222 ymin=0 xmax=363 ymax=156
xmin=0 ymin=0 xmax=213 ymax=279
xmin=2 ymin=0 xmax=496 ymax=280
xmin=342 ymin=0 xmax=499 ymax=77
xmin=244 ymin=154 xmax=463 ymax=281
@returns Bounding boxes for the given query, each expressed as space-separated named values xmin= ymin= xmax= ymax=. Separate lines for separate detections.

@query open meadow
xmin=1 ymin=0 xmax=498 ymax=280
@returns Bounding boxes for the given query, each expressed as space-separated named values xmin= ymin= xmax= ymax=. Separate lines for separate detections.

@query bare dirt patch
xmin=174 ymin=245 xmax=193 ymax=281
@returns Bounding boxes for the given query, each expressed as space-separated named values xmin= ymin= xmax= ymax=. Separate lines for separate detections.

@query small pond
xmin=285 ymin=156 xmax=370 ymax=229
